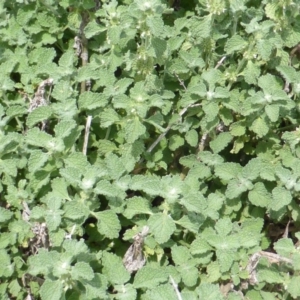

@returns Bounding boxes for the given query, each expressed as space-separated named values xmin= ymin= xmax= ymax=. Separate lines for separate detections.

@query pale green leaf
xmin=51 ymin=80 xmax=74 ymax=101
xmin=71 ymin=262 xmax=94 ymax=281
xmin=96 ymin=210 xmax=121 ymax=239
xmin=148 ymin=213 xmax=176 ymax=244
xmin=28 ymin=150 xmax=49 ymax=173
xmin=248 ymin=182 xmax=272 ymax=207
xmin=146 ymin=283 xmax=177 ymax=300
xmin=226 ymin=177 xmax=253 ymax=199
xmin=130 ymin=175 xmax=162 ymax=196
xmin=265 ymin=104 xmax=279 ymax=122
xmin=250 ymin=117 xmax=269 ymax=137
xmin=99 ymin=108 xmax=120 ymax=127
xmin=190 ymin=15 xmax=211 ymax=38
xmin=114 ymin=284 xmax=137 ymax=300
xmin=27 ymin=106 xmax=53 ymax=128
xmin=0 ymin=207 xmax=13 ymax=223
xmin=180 ymin=191 xmax=206 ymax=214
xmin=196 ymin=283 xmax=224 ymax=300
xmin=102 ymin=252 xmax=130 ymax=285
xmin=185 ymin=129 xmax=198 ymax=147
xmin=124 ymin=117 xmax=146 ymax=143
xmin=215 ymin=217 xmax=232 ymax=236
xmin=209 ymin=132 xmax=233 ymax=154
xmin=243 ymin=60 xmax=261 ymax=85
xmin=84 ymin=20 xmax=106 ymax=38
xmin=171 ymin=245 xmax=191 ymax=265
xmin=40 ymin=280 xmax=63 ymax=300
xmin=287 ymin=276 xmax=300 ymax=299
xmin=271 ymin=186 xmax=292 ymax=211
xmin=214 ymin=162 xmax=242 ymax=181
xmin=273 ymin=238 xmax=295 ymax=258
xmin=134 ymin=266 xmax=168 ymax=289
xmin=176 ymin=213 xmax=203 ymax=234
xmin=216 ymin=249 xmax=236 ymax=272
xmin=225 ymin=35 xmax=247 ymax=54
xmin=169 ymin=134 xmax=184 ymax=151
xmin=190 ymin=238 xmax=212 ymax=255
xmin=78 ymin=91 xmax=109 ymax=111
xmin=230 ymin=121 xmax=246 ymax=136
xmin=123 ymin=196 xmax=152 ymax=219
xmin=177 ymin=262 xmax=198 ymax=287
xmin=63 ymin=201 xmax=90 ymax=220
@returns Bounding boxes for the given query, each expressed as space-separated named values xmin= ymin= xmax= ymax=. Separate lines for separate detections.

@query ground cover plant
xmin=1 ymin=0 xmax=300 ymax=299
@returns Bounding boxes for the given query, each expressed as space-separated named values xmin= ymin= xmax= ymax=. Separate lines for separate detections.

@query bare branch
xmin=215 ymin=56 xmax=226 ymax=69
xmin=174 ymin=73 xmax=187 ymax=90
xmin=169 ymin=276 xmax=183 ymax=300
xmin=83 ymin=115 xmax=92 ymax=155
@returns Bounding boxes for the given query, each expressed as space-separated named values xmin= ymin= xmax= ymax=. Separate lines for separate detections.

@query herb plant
xmin=1 ymin=0 xmax=300 ymax=299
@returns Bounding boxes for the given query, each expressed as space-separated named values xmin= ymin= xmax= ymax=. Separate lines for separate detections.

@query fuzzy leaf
xmin=40 ymin=280 xmax=63 ymax=300
xmin=210 ymin=132 xmax=233 ymax=154
xmin=78 ymin=91 xmax=109 ymax=110
xmin=134 ymin=266 xmax=168 ymax=289
xmin=102 ymin=252 xmax=130 ymax=285
xmin=248 ymin=182 xmax=272 ymax=207
xmin=96 ymin=210 xmax=121 ymax=239
xmin=271 ymin=186 xmax=292 ymax=211
xmin=148 ymin=213 xmax=176 ymax=244
xmin=123 ymin=196 xmax=152 ymax=219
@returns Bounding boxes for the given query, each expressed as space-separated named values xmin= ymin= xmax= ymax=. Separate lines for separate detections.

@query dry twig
xmin=82 ymin=115 xmax=92 ymax=155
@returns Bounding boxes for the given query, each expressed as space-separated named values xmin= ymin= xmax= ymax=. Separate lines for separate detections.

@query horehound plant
xmin=0 ymin=0 xmax=300 ymax=299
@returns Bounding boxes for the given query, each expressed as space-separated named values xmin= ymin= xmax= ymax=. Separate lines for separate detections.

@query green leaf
xmin=243 ymin=60 xmax=261 ymax=84
xmin=226 ymin=177 xmax=253 ymax=199
xmin=216 ymin=249 xmax=236 ymax=272
xmin=64 ymin=201 xmax=90 ymax=221
xmin=190 ymin=238 xmax=212 ymax=255
xmin=209 ymin=132 xmax=233 ymax=154
xmin=145 ymin=283 xmax=178 ymax=300
xmin=96 ymin=210 xmax=121 ymax=239
xmin=71 ymin=262 xmax=94 ymax=281
xmin=250 ymin=117 xmax=269 ymax=137
xmin=123 ymin=196 xmax=152 ymax=219
xmin=169 ymin=134 xmax=184 ymax=151
xmin=84 ymin=20 xmax=106 ymax=38
xmin=102 ymin=252 xmax=130 ymax=285
xmin=214 ymin=162 xmax=242 ymax=181
xmin=78 ymin=91 xmax=109 ymax=111
xmin=176 ymin=213 xmax=203 ymax=234
xmin=196 ymin=283 xmax=224 ymax=300
xmin=287 ymin=276 xmax=300 ymax=299
xmin=215 ymin=217 xmax=232 ymax=236
xmin=185 ymin=129 xmax=198 ymax=147
xmin=230 ymin=121 xmax=246 ymax=136
xmin=28 ymin=150 xmax=49 ymax=173
xmin=248 ymin=182 xmax=272 ymax=207
xmin=130 ymin=175 xmax=162 ymax=196
xmin=124 ymin=117 xmax=146 ymax=143
xmin=148 ymin=213 xmax=176 ymax=244
xmin=171 ymin=245 xmax=191 ymax=265
xmin=0 ymin=250 xmax=14 ymax=277
xmin=273 ymin=238 xmax=295 ymax=258
xmin=179 ymin=191 xmax=206 ymax=214
xmin=190 ymin=15 xmax=211 ymax=38
xmin=51 ymin=80 xmax=74 ymax=101
xmin=26 ymin=106 xmax=53 ymax=127
xmin=0 ymin=207 xmax=13 ymax=223
xmin=40 ymin=280 xmax=63 ymax=300
xmin=265 ymin=104 xmax=279 ymax=122
xmin=114 ymin=284 xmax=137 ymax=300
xmin=225 ymin=35 xmax=247 ymax=54
xmin=271 ymin=186 xmax=292 ymax=211
xmin=177 ymin=262 xmax=198 ymax=287
xmin=134 ymin=266 xmax=168 ymax=289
